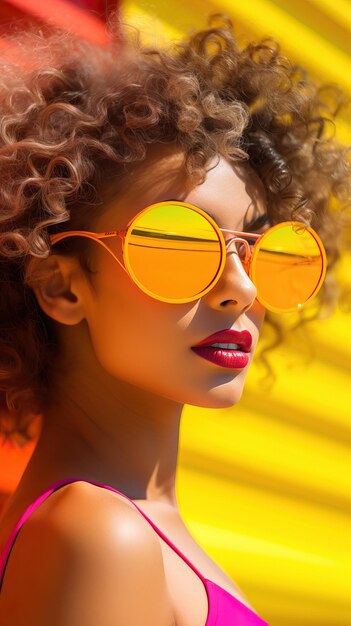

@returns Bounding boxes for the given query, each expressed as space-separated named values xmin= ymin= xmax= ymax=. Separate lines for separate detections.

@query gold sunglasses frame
xmin=49 ymin=200 xmax=327 ymax=312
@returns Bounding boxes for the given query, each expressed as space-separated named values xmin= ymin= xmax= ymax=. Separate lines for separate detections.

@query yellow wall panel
xmin=218 ymin=0 xmax=351 ymax=92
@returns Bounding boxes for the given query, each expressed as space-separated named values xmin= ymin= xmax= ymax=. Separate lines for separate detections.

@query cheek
xmin=248 ymin=299 xmax=266 ymax=332
xmin=84 ymin=272 xmax=185 ymax=384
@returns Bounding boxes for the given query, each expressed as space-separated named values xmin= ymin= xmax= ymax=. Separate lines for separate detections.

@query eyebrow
xmin=165 ymin=198 xmax=271 ymax=233
xmin=243 ymin=212 xmax=272 ymax=232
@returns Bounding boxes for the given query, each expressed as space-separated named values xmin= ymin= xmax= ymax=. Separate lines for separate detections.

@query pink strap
xmin=0 ymin=477 xmax=206 ymax=589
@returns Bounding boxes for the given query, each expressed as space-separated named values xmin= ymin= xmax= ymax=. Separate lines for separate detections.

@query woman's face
xmin=81 ymin=144 xmax=269 ymax=408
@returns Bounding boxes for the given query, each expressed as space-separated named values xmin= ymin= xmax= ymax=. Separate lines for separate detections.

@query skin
xmin=14 ymin=142 xmax=269 ymax=509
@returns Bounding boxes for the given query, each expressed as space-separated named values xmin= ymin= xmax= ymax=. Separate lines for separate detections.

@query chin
xmin=187 ymin=378 xmax=246 ymax=409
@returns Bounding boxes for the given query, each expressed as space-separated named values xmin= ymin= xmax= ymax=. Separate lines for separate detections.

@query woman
xmin=0 ymin=13 xmax=349 ymax=626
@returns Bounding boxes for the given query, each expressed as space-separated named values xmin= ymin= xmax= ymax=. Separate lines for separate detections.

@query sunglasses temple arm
xmin=49 ymin=231 xmax=129 ymax=276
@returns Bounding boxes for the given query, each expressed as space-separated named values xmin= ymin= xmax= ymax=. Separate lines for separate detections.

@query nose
xmin=203 ymin=242 xmax=258 ymax=313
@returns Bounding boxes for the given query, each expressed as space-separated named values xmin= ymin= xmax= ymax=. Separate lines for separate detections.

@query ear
xmin=26 ymin=254 xmax=87 ymax=326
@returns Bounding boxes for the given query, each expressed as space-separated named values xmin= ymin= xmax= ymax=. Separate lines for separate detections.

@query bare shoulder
xmin=0 ymin=481 xmax=175 ymax=626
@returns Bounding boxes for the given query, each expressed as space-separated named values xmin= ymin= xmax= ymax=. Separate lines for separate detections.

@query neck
xmin=19 ymin=371 xmax=184 ymax=509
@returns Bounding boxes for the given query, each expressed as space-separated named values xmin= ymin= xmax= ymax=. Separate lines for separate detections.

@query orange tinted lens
xmin=124 ymin=203 xmax=223 ymax=302
xmin=250 ymin=222 xmax=325 ymax=312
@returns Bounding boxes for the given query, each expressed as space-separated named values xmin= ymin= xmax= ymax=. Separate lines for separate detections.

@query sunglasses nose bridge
xmin=224 ymin=236 xmax=251 ymax=267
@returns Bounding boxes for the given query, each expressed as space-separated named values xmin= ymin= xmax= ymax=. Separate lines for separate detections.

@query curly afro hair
xmin=0 ymin=13 xmax=350 ymax=447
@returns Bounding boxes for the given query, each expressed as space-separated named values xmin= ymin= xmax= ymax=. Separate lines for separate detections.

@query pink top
xmin=0 ymin=478 xmax=270 ymax=625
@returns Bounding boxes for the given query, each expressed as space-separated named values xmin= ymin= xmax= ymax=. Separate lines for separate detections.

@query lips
xmin=192 ymin=329 xmax=253 ymax=352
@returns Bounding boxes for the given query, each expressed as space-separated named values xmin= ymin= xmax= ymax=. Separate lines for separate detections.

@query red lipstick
xmin=191 ymin=329 xmax=253 ymax=369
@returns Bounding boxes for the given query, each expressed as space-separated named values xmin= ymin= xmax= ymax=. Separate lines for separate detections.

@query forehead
xmin=99 ymin=143 xmax=268 ymax=230
xmin=184 ymin=156 xmax=268 ymax=230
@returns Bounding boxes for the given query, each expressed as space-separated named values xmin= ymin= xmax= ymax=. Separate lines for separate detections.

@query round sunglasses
xmin=49 ymin=200 xmax=327 ymax=313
